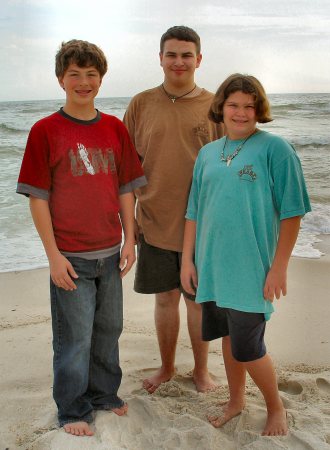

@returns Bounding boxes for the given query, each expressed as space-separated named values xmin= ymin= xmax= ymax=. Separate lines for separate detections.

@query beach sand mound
xmin=1 ymin=257 xmax=330 ymax=449
xmin=10 ymin=367 xmax=330 ymax=450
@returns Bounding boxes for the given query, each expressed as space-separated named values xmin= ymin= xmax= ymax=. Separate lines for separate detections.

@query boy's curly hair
xmin=55 ymin=40 xmax=108 ymax=78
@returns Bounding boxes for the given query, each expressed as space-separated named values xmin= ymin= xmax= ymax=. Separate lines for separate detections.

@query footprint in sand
xmin=288 ymin=432 xmax=317 ymax=450
xmin=278 ymin=380 xmax=303 ymax=395
xmin=316 ymin=378 xmax=330 ymax=394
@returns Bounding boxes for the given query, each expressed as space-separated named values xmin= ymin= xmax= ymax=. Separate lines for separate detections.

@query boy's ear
xmin=58 ymin=77 xmax=65 ymax=90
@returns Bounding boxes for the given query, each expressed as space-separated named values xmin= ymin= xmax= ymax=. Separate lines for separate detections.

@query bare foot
xmin=193 ymin=370 xmax=217 ymax=392
xmin=207 ymin=400 xmax=245 ymax=428
xmin=112 ymin=403 xmax=128 ymax=416
xmin=262 ymin=408 xmax=288 ymax=436
xmin=63 ymin=421 xmax=94 ymax=436
xmin=143 ymin=367 xmax=175 ymax=394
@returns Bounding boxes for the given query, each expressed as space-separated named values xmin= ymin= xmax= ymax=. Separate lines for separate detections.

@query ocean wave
xmin=272 ymin=101 xmax=330 ymax=110
xmin=20 ymin=107 xmax=55 ymax=114
xmin=271 ymin=99 xmax=330 ymax=119
xmin=292 ymin=232 xmax=324 ymax=259
xmin=0 ymin=123 xmax=28 ymax=134
xmin=302 ymin=203 xmax=330 ymax=234
xmin=295 ymin=141 xmax=330 ymax=149
xmin=0 ymin=145 xmax=24 ymax=157
xmin=272 ymin=110 xmax=330 ymax=121
xmin=272 ymin=103 xmax=305 ymax=111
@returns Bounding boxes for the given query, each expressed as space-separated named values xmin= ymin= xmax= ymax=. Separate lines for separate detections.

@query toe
xmin=147 ymin=384 xmax=159 ymax=394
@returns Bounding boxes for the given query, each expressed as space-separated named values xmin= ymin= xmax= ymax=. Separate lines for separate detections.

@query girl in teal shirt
xmin=181 ymin=74 xmax=311 ymax=436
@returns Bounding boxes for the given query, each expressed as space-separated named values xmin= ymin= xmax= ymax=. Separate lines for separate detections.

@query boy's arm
xmin=29 ymin=196 xmax=78 ymax=290
xmin=122 ymin=104 xmax=135 ymax=144
xmin=119 ymin=191 xmax=136 ymax=278
xmin=181 ymin=219 xmax=198 ymax=295
xmin=264 ymin=216 xmax=301 ymax=302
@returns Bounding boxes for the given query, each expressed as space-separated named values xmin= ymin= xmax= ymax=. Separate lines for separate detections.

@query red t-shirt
xmin=17 ymin=110 xmax=145 ymax=252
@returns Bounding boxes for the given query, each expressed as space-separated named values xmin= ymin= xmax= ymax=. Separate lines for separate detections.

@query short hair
xmin=55 ymin=39 xmax=108 ymax=78
xmin=160 ymin=26 xmax=201 ymax=54
xmin=209 ymin=73 xmax=273 ymax=124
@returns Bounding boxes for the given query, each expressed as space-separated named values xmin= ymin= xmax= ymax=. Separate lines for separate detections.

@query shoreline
xmin=1 ymin=250 xmax=330 ymax=449
xmin=314 ymin=232 xmax=330 ymax=255
xmin=1 ymin=232 xmax=329 ymax=276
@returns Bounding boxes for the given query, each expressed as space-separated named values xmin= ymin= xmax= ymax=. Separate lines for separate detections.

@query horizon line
xmin=1 ymin=92 xmax=330 ymax=103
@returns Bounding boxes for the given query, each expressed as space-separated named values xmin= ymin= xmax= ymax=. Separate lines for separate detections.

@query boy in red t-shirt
xmin=17 ymin=40 xmax=146 ymax=436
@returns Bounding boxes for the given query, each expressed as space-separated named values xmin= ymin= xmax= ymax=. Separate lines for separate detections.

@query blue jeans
xmin=50 ymin=253 xmax=124 ymax=426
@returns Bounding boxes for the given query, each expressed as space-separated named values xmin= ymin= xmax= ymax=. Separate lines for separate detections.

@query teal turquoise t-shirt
xmin=186 ymin=130 xmax=311 ymax=318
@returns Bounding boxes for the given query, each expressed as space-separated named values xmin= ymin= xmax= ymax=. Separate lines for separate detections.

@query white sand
xmin=1 ymin=249 xmax=330 ymax=449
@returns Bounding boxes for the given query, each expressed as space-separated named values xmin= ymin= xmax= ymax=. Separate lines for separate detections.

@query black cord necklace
xmin=161 ymin=83 xmax=197 ymax=103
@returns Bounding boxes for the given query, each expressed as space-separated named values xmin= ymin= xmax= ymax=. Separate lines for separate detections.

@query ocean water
xmin=0 ymin=94 xmax=329 ymax=272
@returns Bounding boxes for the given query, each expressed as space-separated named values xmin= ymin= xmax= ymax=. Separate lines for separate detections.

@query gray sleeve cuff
xmin=16 ymin=183 xmax=49 ymax=200
xmin=119 ymin=175 xmax=147 ymax=194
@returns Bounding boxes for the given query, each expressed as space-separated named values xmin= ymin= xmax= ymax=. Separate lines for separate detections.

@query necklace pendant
xmin=226 ymin=158 xmax=231 ymax=167
xmin=162 ymin=83 xmax=197 ymax=103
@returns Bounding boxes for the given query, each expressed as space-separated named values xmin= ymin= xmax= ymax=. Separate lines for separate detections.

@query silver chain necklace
xmin=161 ymin=83 xmax=197 ymax=103
xmin=220 ymin=130 xmax=257 ymax=167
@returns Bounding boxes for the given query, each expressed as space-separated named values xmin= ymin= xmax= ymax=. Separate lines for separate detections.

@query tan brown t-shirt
xmin=123 ymin=86 xmax=223 ymax=252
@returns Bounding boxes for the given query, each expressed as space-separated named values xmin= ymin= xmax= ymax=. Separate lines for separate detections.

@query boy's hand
xmin=50 ymin=253 xmax=78 ymax=291
xmin=263 ymin=267 xmax=287 ymax=302
xmin=119 ymin=241 xmax=136 ymax=278
xmin=180 ymin=260 xmax=198 ymax=296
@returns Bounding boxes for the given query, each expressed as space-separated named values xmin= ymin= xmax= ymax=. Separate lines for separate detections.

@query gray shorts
xmin=202 ymin=302 xmax=266 ymax=362
xmin=134 ymin=234 xmax=195 ymax=301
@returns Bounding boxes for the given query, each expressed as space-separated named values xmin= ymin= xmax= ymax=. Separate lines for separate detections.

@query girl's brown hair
xmin=209 ymin=73 xmax=273 ymax=124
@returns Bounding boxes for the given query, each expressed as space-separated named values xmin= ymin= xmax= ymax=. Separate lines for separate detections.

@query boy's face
xmin=159 ymin=39 xmax=202 ymax=88
xmin=58 ymin=63 xmax=102 ymax=107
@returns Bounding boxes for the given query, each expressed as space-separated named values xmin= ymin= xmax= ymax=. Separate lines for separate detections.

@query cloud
xmin=0 ymin=0 xmax=329 ymax=100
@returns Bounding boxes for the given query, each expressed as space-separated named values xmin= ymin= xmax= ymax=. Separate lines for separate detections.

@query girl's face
xmin=223 ymin=91 xmax=257 ymax=140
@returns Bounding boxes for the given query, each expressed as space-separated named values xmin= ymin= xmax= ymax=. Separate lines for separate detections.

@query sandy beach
xmin=1 ymin=241 xmax=330 ymax=450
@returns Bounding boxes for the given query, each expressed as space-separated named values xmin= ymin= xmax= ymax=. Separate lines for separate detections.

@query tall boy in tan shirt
xmin=124 ymin=26 xmax=223 ymax=393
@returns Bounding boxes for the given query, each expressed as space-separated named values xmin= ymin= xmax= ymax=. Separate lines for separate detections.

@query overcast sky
xmin=1 ymin=0 xmax=329 ymax=101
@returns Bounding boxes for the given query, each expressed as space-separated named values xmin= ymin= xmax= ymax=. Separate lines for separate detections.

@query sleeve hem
xmin=16 ymin=183 xmax=49 ymax=200
xmin=280 ymin=207 xmax=311 ymax=220
xmin=185 ymin=212 xmax=197 ymax=221
xmin=119 ymin=175 xmax=147 ymax=194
